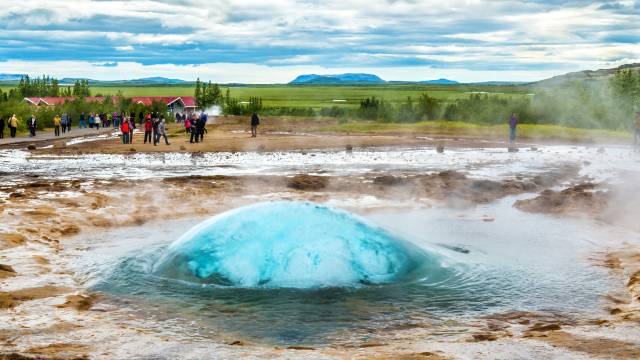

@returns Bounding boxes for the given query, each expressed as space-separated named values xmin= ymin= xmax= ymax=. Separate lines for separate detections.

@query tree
xmin=194 ymin=78 xmax=202 ymax=108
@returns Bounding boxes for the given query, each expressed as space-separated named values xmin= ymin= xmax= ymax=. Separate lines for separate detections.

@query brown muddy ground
xmin=1 ymin=159 xmax=639 ymax=358
xmin=23 ymin=116 xmax=529 ymax=156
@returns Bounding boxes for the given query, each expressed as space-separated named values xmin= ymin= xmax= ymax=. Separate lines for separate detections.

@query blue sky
xmin=0 ymin=0 xmax=638 ymax=82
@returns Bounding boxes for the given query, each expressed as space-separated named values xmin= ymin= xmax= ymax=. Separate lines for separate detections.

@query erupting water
xmin=153 ymin=201 xmax=440 ymax=288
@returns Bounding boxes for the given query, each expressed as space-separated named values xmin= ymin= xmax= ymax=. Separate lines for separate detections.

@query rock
xmin=287 ymin=175 xmax=328 ymax=191
xmin=471 ymin=333 xmax=498 ymax=341
xmin=597 ymin=147 xmax=606 ymax=154
xmin=514 ymin=183 xmax=607 ymax=215
xmin=373 ymin=175 xmax=406 ymax=186
xmin=129 ymin=148 xmax=136 ymax=152
xmin=286 ymin=346 xmax=315 ymax=350
xmin=0 ymin=233 xmax=27 ymax=248
xmin=26 ymin=144 xmax=36 ymax=150
xmin=57 ymin=224 xmax=81 ymax=236
xmin=530 ymin=146 xmax=538 ymax=151
xmin=257 ymin=144 xmax=266 ymax=151
xmin=345 ymin=144 xmax=353 ymax=151
xmin=436 ymin=145 xmax=445 ymax=153
xmin=56 ymin=294 xmax=99 ymax=311
xmin=508 ymin=146 xmax=519 ymax=152
xmin=609 ymin=308 xmax=623 ymax=315
xmin=0 ymin=264 xmax=17 ymax=279
xmin=53 ymin=141 xmax=67 ymax=149
xmin=528 ymin=323 xmax=561 ymax=332
xmin=180 ymin=145 xmax=186 ymax=150
xmin=229 ymin=340 xmax=245 ymax=346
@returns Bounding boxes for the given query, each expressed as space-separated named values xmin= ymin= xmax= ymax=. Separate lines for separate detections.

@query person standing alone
xmin=509 ymin=113 xmax=518 ymax=144
xmin=28 ymin=115 xmax=37 ymax=137
xmin=0 ymin=115 xmax=4 ymax=139
xmin=251 ymin=112 xmax=259 ymax=138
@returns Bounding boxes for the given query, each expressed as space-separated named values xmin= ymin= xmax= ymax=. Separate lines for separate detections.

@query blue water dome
xmin=153 ymin=201 xmax=437 ymax=288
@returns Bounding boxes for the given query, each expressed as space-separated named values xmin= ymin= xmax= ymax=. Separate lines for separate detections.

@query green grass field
xmin=1 ymin=84 xmax=532 ymax=109
xmin=314 ymin=121 xmax=630 ymax=142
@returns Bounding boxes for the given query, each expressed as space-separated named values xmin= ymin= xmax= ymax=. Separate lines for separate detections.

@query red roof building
xmin=24 ymin=96 xmax=197 ymax=113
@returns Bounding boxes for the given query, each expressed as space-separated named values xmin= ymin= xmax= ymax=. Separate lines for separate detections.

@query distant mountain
xmin=0 ymin=73 xmax=26 ymax=81
xmin=60 ymin=77 xmax=189 ymax=85
xmin=290 ymin=73 xmax=385 ymax=84
xmin=419 ymin=78 xmax=459 ymax=85
xmin=535 ymin=63 xmax=640 ymax=87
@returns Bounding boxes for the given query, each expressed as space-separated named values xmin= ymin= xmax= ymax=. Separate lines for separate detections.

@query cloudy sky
xmin=0 ymin=0 xmax=638 ymax=83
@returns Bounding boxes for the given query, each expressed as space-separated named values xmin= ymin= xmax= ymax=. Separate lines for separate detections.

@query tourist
xmin=144 ymin=116 xmax=153 ymax=144
xmin=149 ymin=114 xmax=158 ymax=145
xmin=66 ymin=114 xmax=72 ymax=132
xmin=175 ymin=112 xmax=182 ymax=124
xmin=509 ymin=113 xmax=518 ymax=143
xmin=28 ymin=115 xmax=37 ymax=137
xmin=9 ymin=114 xmax=18 ymax=138
xmin=138 ymin=111 xmax=144 ymax=125
xmin=251 ymin=112 xmax=260 ymax=138
xmin=95 ymin=113 xmax=101 ymax=130
xmin=0 ymin=116 xmax=4 ymax=139
xmin=129 ymin=115 xmax=136 ymax=143
xmin=61 ymin=113 xmax=68 ymax=133
xmin=53 ymin=114 xmax=61 ymax=136
xmin=121 ymin=117 xmax=130 ymax=144
xmin=185 ymin=116 xmax=191 ymax=135
xmin=79 ymin=112 xmax=86 ymax=128
xmin=635 ymin=112 xmax=640 ymax=145
xmin=88 ymin=113 xmax=95 ymax=129
xmin=190 ymin=115 xmax=199 ymax=143
xmin=156 ymin=118 xmax=170 ymax=146
xmin=199 ymin=112 xmax=207 ymax=142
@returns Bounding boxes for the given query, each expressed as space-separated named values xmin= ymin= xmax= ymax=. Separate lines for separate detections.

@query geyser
xmin=153 ymin=201 xmax=438 ymax=288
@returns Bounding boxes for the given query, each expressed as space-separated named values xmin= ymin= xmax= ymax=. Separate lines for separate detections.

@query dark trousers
xmin=190 ymin=129 xmax=199 ymax=143
xmin=0 ymin=127 xmax=4 ymax=139
xmin=67 ymin=123 xmax=71 ymax=132
xmin=129 ymin=130 xmax=134 ymax=143
xmin=54 ymin=126 xmax=60 ymax=136
xmin=199 ymin=128 xmax=205 ymax=141
xmin=29 ymin=127 xmax=35 ymax=136
xmin=61 ymin=124 xmax=66 ymax=133
xmin=251 ymin=125 xmax=258 ymax=137
xmin=10 ymin=126 xmax=16 ymax=137
xmin=144 ymin=130 xmax=152 ymax=143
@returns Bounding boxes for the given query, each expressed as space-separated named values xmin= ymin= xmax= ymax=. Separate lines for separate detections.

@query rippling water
xmin=69 ymin=197 xmax=623 ymax=346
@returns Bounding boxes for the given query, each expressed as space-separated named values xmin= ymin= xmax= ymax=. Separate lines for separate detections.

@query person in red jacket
xmin=144 ymin=117 xmax=153 ymax=144
xmin=121 ymin=119 xmax=130 ymax=144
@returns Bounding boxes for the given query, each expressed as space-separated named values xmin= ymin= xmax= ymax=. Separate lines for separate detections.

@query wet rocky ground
xmin=1 ymin=144 xmax=640 ymax=359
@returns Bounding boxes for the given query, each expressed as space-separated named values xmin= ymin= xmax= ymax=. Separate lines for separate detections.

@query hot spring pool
xmin=73 ymin=200 xmax=623 ymax=346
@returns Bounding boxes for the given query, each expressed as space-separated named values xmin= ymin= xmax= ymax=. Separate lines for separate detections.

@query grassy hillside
xmin=1 ymin=84 xmax=531 ymax=108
